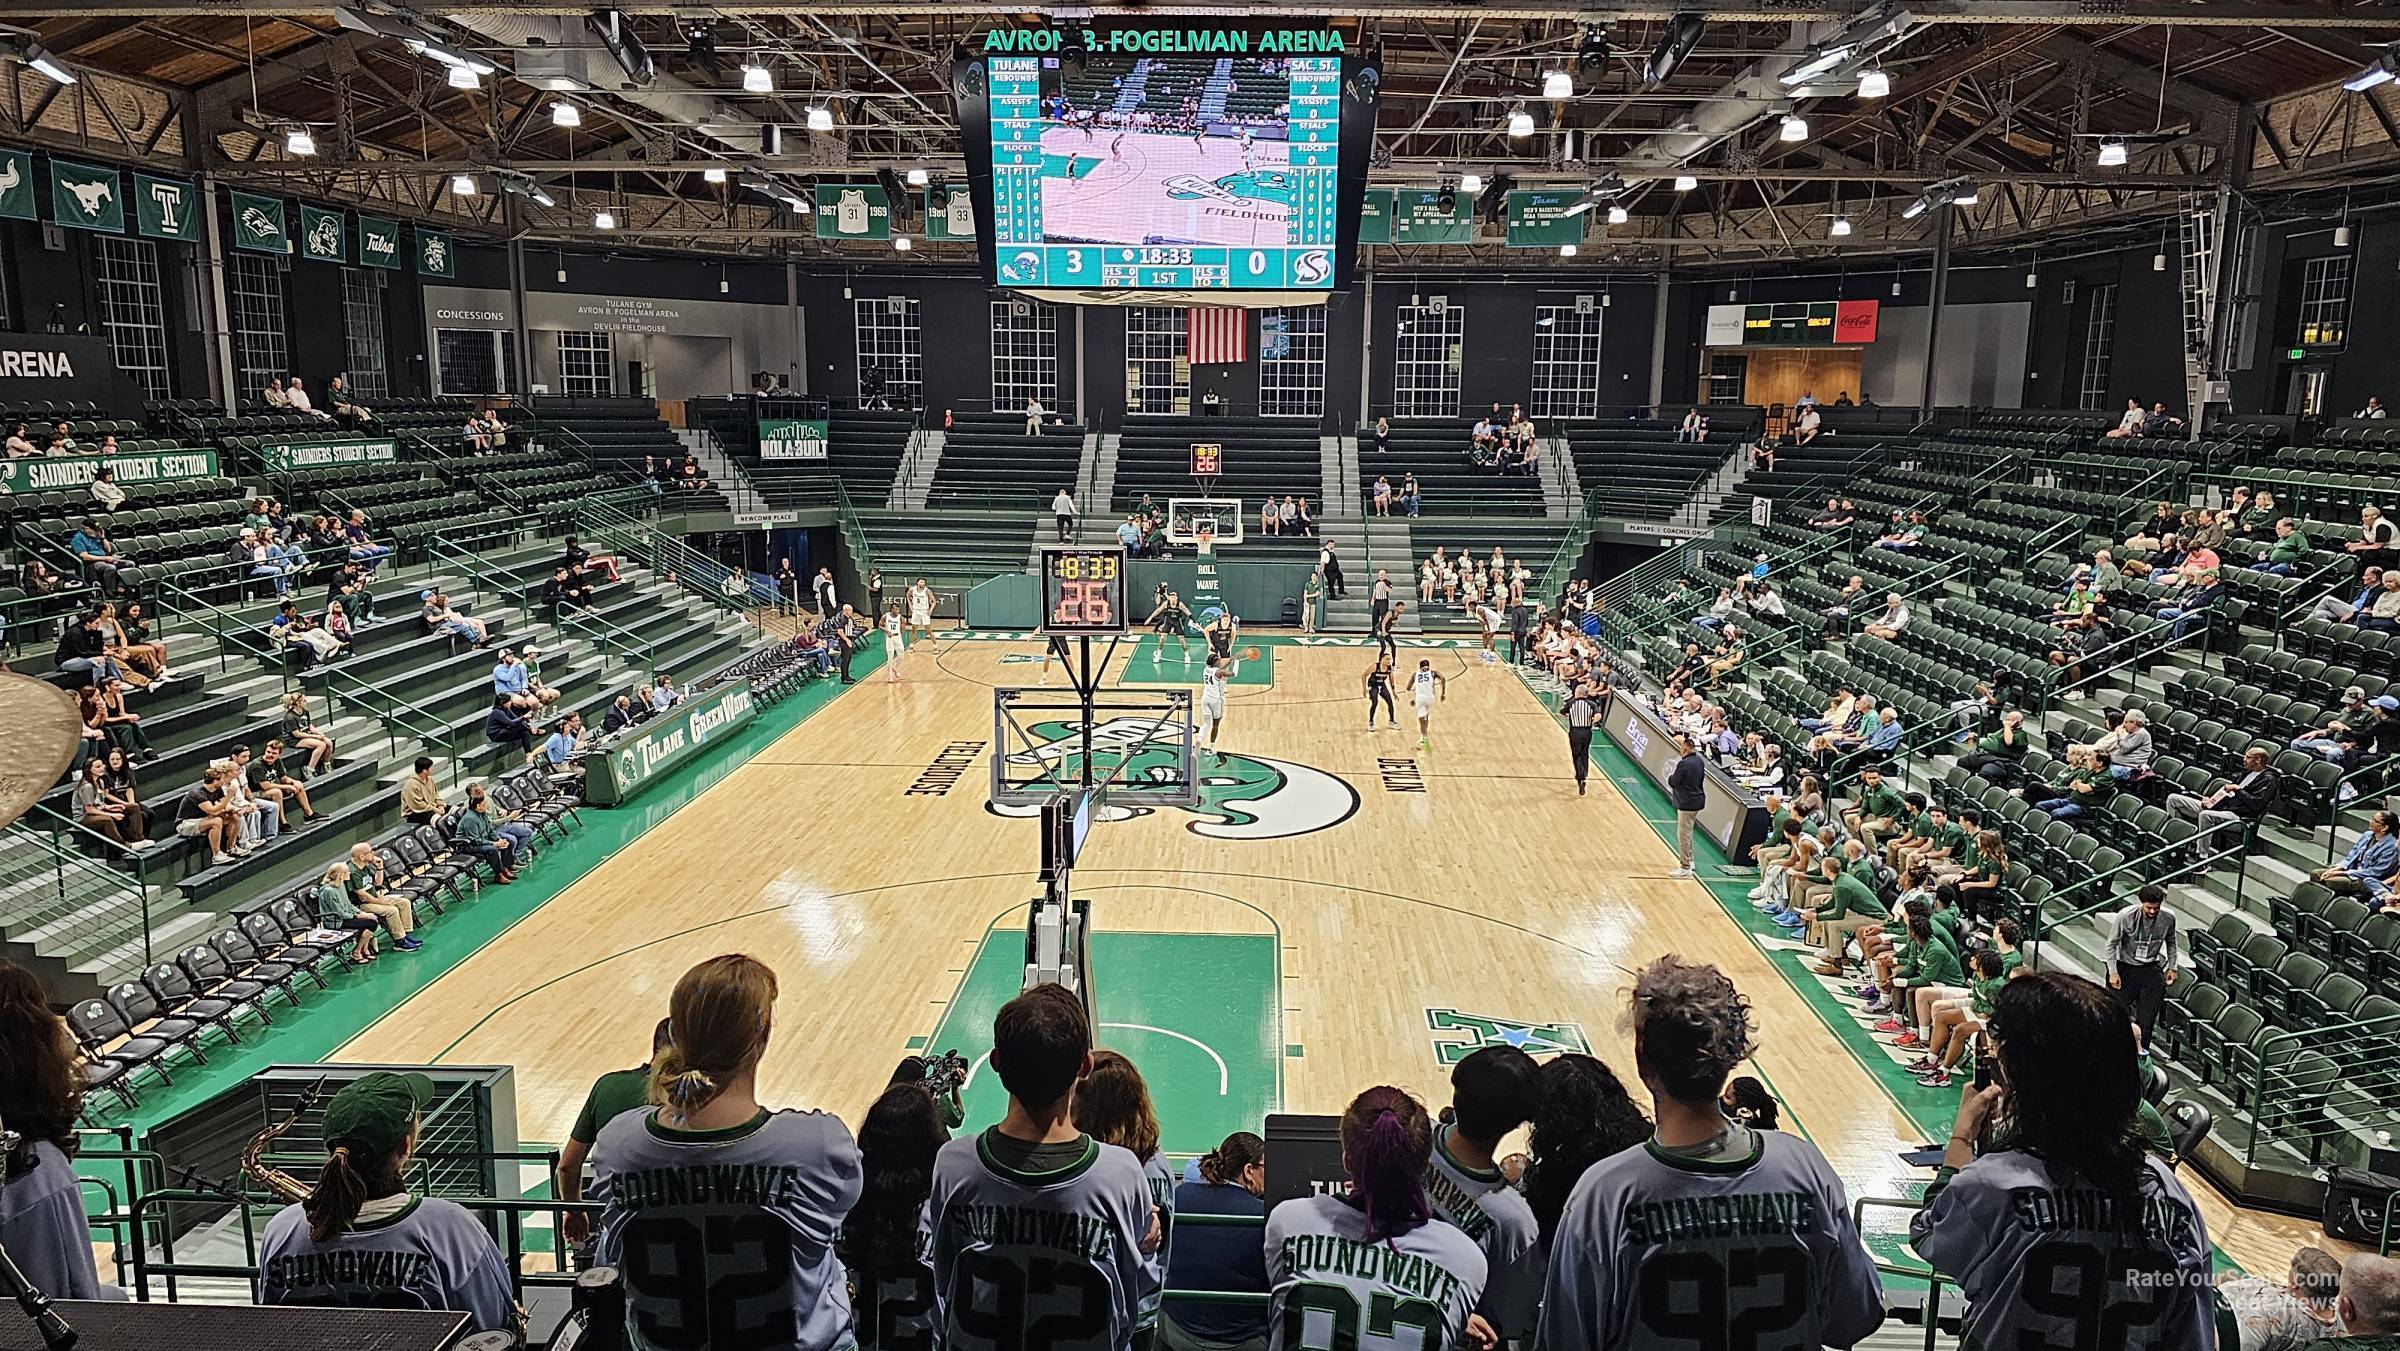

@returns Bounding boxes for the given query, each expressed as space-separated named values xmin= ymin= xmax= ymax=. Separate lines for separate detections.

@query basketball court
xmin=327 ymin=630 xmax=2321 ymax=1276
xmin=1036 ymin=125 xmax=1296 ymax=247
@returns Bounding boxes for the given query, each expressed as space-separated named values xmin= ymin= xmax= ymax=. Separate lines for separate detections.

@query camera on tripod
xmin=921 ymin=1049 xmax=971 ymax=1098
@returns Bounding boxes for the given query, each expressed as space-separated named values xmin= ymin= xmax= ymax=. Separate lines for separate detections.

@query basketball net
xmin=1195 ymin=523 xmax=1216 ymax=557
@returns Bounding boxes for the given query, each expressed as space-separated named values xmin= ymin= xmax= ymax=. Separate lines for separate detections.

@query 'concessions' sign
xmin=758 ymin=418 xmax=830 ymax=460
xmin=256 ymin=437 xmax=400 ymax=472
xmin=0 ymin=449 xmax=219 ymax=493
xmin=584 ymin=681 xmax=758 ymax=806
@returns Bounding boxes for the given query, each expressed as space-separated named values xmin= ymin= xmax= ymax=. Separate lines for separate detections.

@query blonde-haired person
xmin=312 ymin=861 xmax=385 ymax=963
xmin=280 ymin=691 xmax=337 ymax=773
xmin=1074 ymin=1050 xmax=1176 ymax=1346
xmin=257 ymin=1072 xmax=517 ymax=1333
xmin=590 ymin=954 xmax=863 ymax=1350
xmin=342 ymin=842 xmax=419 ymax=951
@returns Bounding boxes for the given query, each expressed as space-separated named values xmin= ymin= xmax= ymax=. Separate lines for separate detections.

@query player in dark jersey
xmin=1148 ymin=592 xmax=1193 ymax=664
xmin=1911 ymin=971 xmax=2215 ymax=1349
xmin=1365 ymin=655 xmax=1398 ymax=731
xmin=842 ymin=1065 xmax=952 ymax=1351
xmin=592 ymin=954 xmax=865 ymax=1351
xmin=1536 ymin=957 xmax=1885 ymax=1351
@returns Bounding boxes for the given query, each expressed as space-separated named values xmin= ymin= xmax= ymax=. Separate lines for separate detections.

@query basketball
xmin=1242 ymin=646 xmax=1262 ymax=661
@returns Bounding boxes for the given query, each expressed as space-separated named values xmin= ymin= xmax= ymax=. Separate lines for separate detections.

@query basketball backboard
xmin=1167 ymin=497 xmax=1245 ymax=545
xmin=990 ymin=686 xmax=1199 ymax=808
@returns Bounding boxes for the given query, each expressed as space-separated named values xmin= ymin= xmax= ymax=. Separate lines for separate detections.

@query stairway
xmin=1079 ymin=432 xmax=1116 ymax=521
xmin=1321 ymin=434 xmax=1357 ymax=519
xmin=679 ymin=427 xmax=786 ymax=520
xmin=889 ymin=429 xmax=944 ymax=510
xmin=1316 ymin=519 xmax=1418 ymax=633
xmin=1539 ymin=435 xmax=1581 ymax=518
xmin=1198 ymin=58 xmax=1235 ymax=121
xmin=1665 ymin=444 xmax=1751 ymax=532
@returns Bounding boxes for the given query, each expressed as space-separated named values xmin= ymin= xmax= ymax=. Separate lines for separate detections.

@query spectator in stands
xmin=344 ymin=509 xmax=392 ymax=566
xmin=1676 ymin=408 xmax=1707 ymax=443
xmin=262 ymin=376 xmax=289 ymax=408
xmin=0 ymin=961 xmax=127 ymax=1297
xmin=45 ymin=421 xmax=73 ymax=452
xmin=2029 ymin=748 xmax=2115 ymax=820
xmin=1400 ymin=473 xmax=1422 ymax=517
xmin=1871 ymin=511 xmax=1927 ymax=551
xmin=1808 ymin=497 xmax=1852 ymax=530
xmin=99 ymin=600 xmax=166 ymax=684
xmin=322 ymin=561 xmax=375 ymax=625
xmin=1201 ymin=385 xmax=1224 ymax=415
xmin=2216 ymin=1247 xmax=2342 ymax=1349
xmin=1051 ymin=486 xmax=1078 ymax=542
xmin=2310 ymin=566 xmax=2385 ymax=624
xmin=1320 ymin=540 xmax=1347 ymax=598
xmin=1115 ymin=514 xmax=1143 ymax=556
xmin=2167 ymin=746 xmax=2282 ymax=849
xmin=2292 ymin=687 xmax=2374 ymax=760
xmin=463 ymin=410 xmax=491 ymax=452
xmin=1278 ymin=495 xmax=1299 ymax=535
xmin=2125 ymin=501 xmax=2181 ymax=552
xmin=86 ymin=466 xmax=125 ymax=513
xmin=1792 ymin=404 xmax=1823 ymax=445
xmin=73 ymin=754 xmax=145 ymax=845
xmin=450 ymin=783 xmax=522 ymax=883
xmin=487 ymin=649 xmax=541 ymax=713
xmin=280 ymin=691 xmax=337 ymax=772
xmin=2319 ymin=1253 xmax=2400 ymax=1348
xmin=562 ymin=534 xmax=620 ymax=585
xmin=541 ymin=712 xmax=587 ymax=778
xmin=245 ymin=740 xmax=321 ymax=824
xmin=650 ymin=674 xmax=684 ymax=711
xmin=1863 ymin=592 xmax=1911 ymax=640
xmin=2104 ymin=397 xmax=2147 ymax=439
xmin=236 ymin=528 xmax=296 ymax=596
xmin=1024 ymin=395 xmax=1046 ymax=436
xmin=2237 ymin=490 xmax=2281 ymax=542
xmin=401 ymin=757 xmax=444 ymax=826
xmin=173 ymin=764 xmax=242 ymax=865
xmin=2356 ymin=396 xmax=2393 ymax=421
xmin=544 ymin=565 xmax=594 ymax=616
xmin=3 ymin=421 xmax=35 ymax=457
xmin=218 ymin=751 xmax=281 ymax=847
xmin=485 ymin=695 xmax=540 ymax=765
xmin=2352 ymin=505 xmax=2400 ymax=579
xmin=1295 ymin=497 xmax=1315 ymax=534
xmin=66 ymin=518 xmax=125 ymax=594
xmin=1160 ymin=1132 xmax=1270 ymax=1351
xmin=2317 ymin=812 xmax=2400 ymax=899
xmin=284 ymin=376 xmax=330 ymax=419
xmin=2361 ymin=571 xmax=2400 ymax=632
xmin=2142 ymin=400 xmax=2186 ymax=436
xmin=677 ymin=453 xmax=711 ymax=493
xmin=1371 ymin=472 xmax=1392 ymax=516
xmin=1260 ymin=499 xmax=1280 ymax=538
xmin=2149 ymin=567 xmax=2223 ymax=640
xmin=54 ymin=609 xmax=124 ymax=687
xmin=421 ymin=591 xmax=490 ymax=646
xmin=2248 ymin=518 xmax=2314 ymax=575
xmin=1371 ymin=416 xmax=1391 ymax=455
xmin=327 ymin=374 xmax=375 ymax=428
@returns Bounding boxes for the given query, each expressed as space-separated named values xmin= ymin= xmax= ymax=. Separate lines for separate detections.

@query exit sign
xmin=2289 ymin=348 xmax=2308 ymax=360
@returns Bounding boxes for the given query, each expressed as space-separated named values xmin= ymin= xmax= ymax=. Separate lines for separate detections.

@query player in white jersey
xmin=841 ymin=1068 xmax=953 ymax=1351
xmin=1199 ymin=653 xmax=1235 ymax=765
xmin=907 ymin=579 xmax=935 ymax=641
xmin=929 ymin=984 xmax=1158 ymax=1351
xmin=1910 ymin=971 xmax=2215 ymax=1350
xmin=1265 ymin=1086 xmax=1492 ymax=1351
xmin=1425 ymin=1046 xmax=1545 ymax=1340
xmin=1536 ymin=957 xmax=1885 ymax=1351
xmin=256 ymin=1072 xmax=519 ymax=1335
xmin=1410 ymin=658 xmax=1447 ymax=750
xmin=1073 ymin=1050 xmax=1180 ymax=1346
xmin=592 ymin=954 xmax=866 ymax=1351
xmin=882 ymin=603 xmax=907 ymax=683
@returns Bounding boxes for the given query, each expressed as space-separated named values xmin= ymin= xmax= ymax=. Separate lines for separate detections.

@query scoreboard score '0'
xmin=1039 ymin=546 xmax=1130 ymax=635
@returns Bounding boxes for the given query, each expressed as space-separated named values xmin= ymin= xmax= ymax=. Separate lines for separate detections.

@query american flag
xmin=1187 ymin=307 xmax=1248 ymax=365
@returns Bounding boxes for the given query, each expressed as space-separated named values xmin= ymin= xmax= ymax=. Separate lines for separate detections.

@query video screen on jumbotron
xmin=956 ymin=26 xmax=1373 ymax=300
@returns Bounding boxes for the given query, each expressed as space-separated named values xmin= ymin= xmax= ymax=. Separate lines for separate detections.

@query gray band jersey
xmin=1136 ymin=1151 xmax=1179 ymax=1330
xmin=1534 ymin=1133 xmax=1885 ymax=1351
xmin=591 ymin=1106 xmax=866 ymax=1351
xmin=258 ymin=1195 xmax=518 ymax=1334
xmin=1908 ymin=1149 xmax=2215 ymax=1351
xmin=1264 ymin=1194 xmax=1487 ymax=1351
xmin=928 ymin=1132 xmax=1155 ymax=1351
xmin=847 ymin=1210 xmax=937 ymax=1351
xmin=1423 ymin=1128 xmax=1540 ymax=1337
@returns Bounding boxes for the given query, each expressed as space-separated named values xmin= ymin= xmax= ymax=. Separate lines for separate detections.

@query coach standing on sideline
xmin=1052 ymin=486 xmax=1078 ymax=543
xmin=1320 ymin=540 xmax=1347 ymax=599
xmin=2106 ymin=883 xmax=2181 ymax=1042
xmin=1564 ymin=681 xmax=1601 ymax=796
xmin=1668 ymin=735 xmax=1707 ymax=878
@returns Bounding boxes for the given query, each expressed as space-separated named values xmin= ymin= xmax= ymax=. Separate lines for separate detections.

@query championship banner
xmin=1504 ymin=189 xmax=1589 ymax=248
xmin=1390 ymin=189 xmax=1475 ymax=245
xmin=814 ymin=182 xmax=891 ymax=240
xmin=924 ymin=188 xmax=975 ymax=241
xmin=231 ymin=192 xmax=291 ymax=253
xmin=1357 ymin=188 xmax=1393 ymax=245
xmin=359 ymin=215 xmax=404 ymax=269
xmin=0 ymin=149 xmax=33 ymax=222
xmin=134 ymin=173 xmax=198 ymax=242
xmin=49 ymin=158 xmax=123 ymax=234
xmin=583 ymin=681 xmax=758 ymax=806
xmin=0 ymin=448 xmax=219 ymax=493
xmin=300 ymin=204 xmax=347 ymax=263
xmin=254 ymin=437 xmax=399 ymax=472
xmin=417 ymin=228 xmax=455 ymax=277
xmin=758 ymin=418 xmax=830 ymax=460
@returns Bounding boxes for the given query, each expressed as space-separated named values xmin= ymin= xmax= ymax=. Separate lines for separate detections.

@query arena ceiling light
xmin=1645 ymin=13 xmax=1705 ymax=88
xmin=1779 ymin=113 xmax=1809 ymax=142
xmin=1542 ymin=69 xmax=1573 ymax=100
xmin=1900 ymin=196 xmax=1930 ymax=220
xmin=2096 ymin=138 xmax=2128 ymax=166
xmin=1829 ymin=215 xmax=1853 ymax=236
xmin=333 ymin=9 xmax=495 ymax=82
xmin=1607 ymin=204 xmax=1629 ymax=224
xmin=1575 ymin=28 xmax=1611 ymax=76
xmin=1857 ymin=67 xmax=1890 ymax=98
xmin=893 ymin=236 xmax=913 ymax=251
xmin=739 ymin=169 xmax=809 ymax=211
xmin=450 ymin=173 xmax=478 ymax=197
xmin=283 ymin=126 xmax=316 ymax=156
xmin=703 ymin=166 xmax=727 ymax=184
xmin=550 ymin=101 xmax=581 ymax=129
xmin=446 ymin=63 xmax=481 ymax=90
xmin=1459 ymin=172 xmax=1483 ymax=193
xmin=1780 ymin=44 xmax=1854 ymax=86
xmin=807 ymin=104 xmax=836 ymax=132
xmin=0 ymin=29 xmax=75 ymax=86
xmin=1506 ymin=104 xmax=1535 ymax=138
xmin=741 ymin=62 xmax=774 ymax=93
xmin=2344 ymin=48 xmax=2400 ymax=92
xmin=906 ymin=168 xmax=928 ymax=187
xmin=1558 ymin=174 xmax=1626 ymax=218
xmin=1559 ymin=243 xmax=1578 ymax=257
xmin=1951 ymin=183 xmax=1980 ymax=204
xmin=1674 ymin=174 xmax=1698 ymax=191
xmin=498 ymin=171 xmax=555 ymax=207
xmin=594 ymin=208 xmax=618 ymax=229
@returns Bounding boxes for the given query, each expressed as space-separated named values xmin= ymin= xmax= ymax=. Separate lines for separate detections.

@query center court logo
xmin=1163 ymin=171 xmax=1293 ymax=204
xmin=989 ymin=716 xmax=1357 ymax=840
xmin=1426 ymin=1009 xmax=1593 ymax=1064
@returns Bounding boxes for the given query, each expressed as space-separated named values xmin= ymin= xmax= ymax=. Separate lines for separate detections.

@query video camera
xmin=921 ymin=1049 xmax=971 ymax=1098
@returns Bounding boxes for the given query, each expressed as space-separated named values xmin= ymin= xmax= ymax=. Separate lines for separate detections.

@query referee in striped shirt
xmin=2106 ymin=883 xmax=2181 ymax=1042
xmin=1564 ymin=678 xmax=1603 ymax=796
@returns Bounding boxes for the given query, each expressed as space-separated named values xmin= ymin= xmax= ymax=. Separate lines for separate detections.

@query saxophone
xmin=240 ymin=1077 xmax=328 ymax=1204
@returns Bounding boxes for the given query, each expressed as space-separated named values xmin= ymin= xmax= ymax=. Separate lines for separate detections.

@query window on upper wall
xmin=1531 ymin=303 xmax=1605 ymax=419
xmin=341 ymin=268 xmax=391 ymax=398
xmin=1392 ymin=303 xmax=1463 ymax=418
xmin=2078 ymin=283 xmax=2117 ymax=411
xmin=1258 ymin=306 xmax=1326 ymax=418
xmin=93 ymin=236 xmax=170 ymax=401
xmin=228 ymin=253 xmax=288 ymax=401
xmin=557 ymin=330 xmax=615 ymax=397
xmin=855 ymin=296 xmax=922 ymax=409
xmin=990 ymin=298 xmax=1059 ymax=413
xmin=1124 ymin=306 xmax=1188 ymax=414
xmin=2297 ymin=255 xmax=2351 ymax=348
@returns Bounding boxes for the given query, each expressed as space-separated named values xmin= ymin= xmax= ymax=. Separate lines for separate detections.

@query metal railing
xmin=2019 ymin=827 xmax=2256 ymax=957
xmin=426 ymin=536 xmax=654 ymax=671
xmin=2216 ymin=1007 xmax=2400 ymax=1188
xmin=312 ymin=659 xmax=470 ymax=786
xmin=574 ymin=498 xmax=790 ymax=631
xmin=0 ymin=811 xmax=158 ymax=970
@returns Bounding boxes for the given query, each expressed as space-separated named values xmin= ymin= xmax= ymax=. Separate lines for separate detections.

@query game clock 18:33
xmin=1039 ymin=546 xmax=1129 ymax=635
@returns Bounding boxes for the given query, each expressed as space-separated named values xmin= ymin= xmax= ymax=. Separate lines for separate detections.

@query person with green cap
xmin=257 ymin=1071 xmax=520 ymax=1335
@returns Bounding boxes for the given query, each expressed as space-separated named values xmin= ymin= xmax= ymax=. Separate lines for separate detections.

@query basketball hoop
xmin=1195 ymin=522 xmax=1216 ymax=557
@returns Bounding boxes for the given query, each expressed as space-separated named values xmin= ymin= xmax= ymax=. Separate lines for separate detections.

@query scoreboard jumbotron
xmin=1703 ymin=300 xmax=1882 ymax=347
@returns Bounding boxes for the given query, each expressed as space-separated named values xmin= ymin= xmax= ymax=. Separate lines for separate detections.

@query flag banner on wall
xmin=814 ymin=182 xmax=891 ymax=240
xmin=1188 ymin=306 xmax=1247 ymax=364
xmin=358 ymin=215 xmax=403 ymax=269
xmin=1358 ymin=188 xmax=1393 ymax=245
xmin=230 ymin=192 xmax=291 ymax=253
xmin=924 ymin=187 xmax=974 ymax=241
xmin=299 ymin=204 xmax=347 ymax=262
xmin=0 ymin=150 xmax=33 ymax=221
xmin=417 ymin=228 xmax=455 ymax=277
xmin=134 ymin=174 xmax=197 ymax=241
xmin=49 ymin=158 xmax=123 ymax=233
xmin=1260 ymin=311 xmax=1290 ymax=360
xmin=1504 ymin=190 xmax=1590 ymax=247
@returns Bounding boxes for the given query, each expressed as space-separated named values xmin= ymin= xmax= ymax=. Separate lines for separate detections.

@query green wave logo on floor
xmin=990 ymin=716 xmax=1357 ymax=840
xmin=1162 ymin=171 xmax=1293 ymax=205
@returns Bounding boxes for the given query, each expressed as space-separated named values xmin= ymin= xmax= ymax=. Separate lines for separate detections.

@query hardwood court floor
xmin=335 ymin=633 xmax=2329 ymax=1273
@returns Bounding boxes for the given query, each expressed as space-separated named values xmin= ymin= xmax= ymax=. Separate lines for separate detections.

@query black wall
xmin=1362 ymin=275 xmax=1657 ymax=421
xmin=2020 ymin=242 xmax=2188 ymax=415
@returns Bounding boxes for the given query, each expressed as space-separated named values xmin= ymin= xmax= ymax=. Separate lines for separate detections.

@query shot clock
xmin=1039 ymin=545 xmax=1130 ymax=635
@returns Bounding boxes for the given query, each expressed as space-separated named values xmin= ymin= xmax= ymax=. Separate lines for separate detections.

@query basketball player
xmin=1475 ymin=601 xmax=1505 ymax=664
xmin=592 ymin=955 xmax=866 ymax=1351
xmin=1376 ymin=599 xmax=1403 ymax=663
xmin=1425 ymin=1047 xmax=1545 ymax=1339
xmin=928 ymin=984 xmax=1157 ymax=1351
xmin=1365 ymin=654 xmax=1399 ymax=731
xmin=907 ymin=578 xmax=936 ymax=642
xmin=1199 ymin=652 xmax=1235 ymax=765
xmin=882 ymin=602 xmax=907 ymax=684
xmin=1411 ymin=658 xmax=1448 ymax=750
xmin=1066 ymin=151 xmax=1082 ymax=183
xmin=1147 ymin=590 xmax=1193 ymax=664
xmin=257 ymin=1072 xmax=520 ymax=1335
xmin=1910 ymin=972 xmax=2214 ymax=1350
xmin=1535 ymin=957 xmax=1885 ymax=1351
xmin=1111 ymin=131 xmax=1127 ymax=160
xmin=1264 ymin=1087 xmax=1490 ymax=1351
xmin=1204 ymin=607 xmax=1238 ymax=664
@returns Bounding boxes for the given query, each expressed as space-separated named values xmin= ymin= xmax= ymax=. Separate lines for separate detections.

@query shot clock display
xmin=1040 ymin=546 xmax=1130 ymax=635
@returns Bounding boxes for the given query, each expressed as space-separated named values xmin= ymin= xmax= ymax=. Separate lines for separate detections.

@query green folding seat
xmin=2224 ymin=933 xmax=2290 ymax=1004
xmin=2257 ymin=1047 xmax=2341 ymax=1161
xmin=2298 ymin=972 xmax=2368 ymax=1029
xmin=2190 ymin=913 xmax=2255 ymax=986
xmin=2158 ymin=980 xmax=2228 ymax=1061
xmin=2257 ymin=954 xmax=2330 ymax=1025
xmin=2192 ymin=1003 xmax=2265 ymax=1084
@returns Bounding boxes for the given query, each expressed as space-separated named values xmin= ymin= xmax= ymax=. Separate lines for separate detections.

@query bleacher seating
xmin=926 ymin=412 xmax=1087 ymax=510
xmin=1115 ymin=415 xmax=1321 ymax=513
xmin=1363 ymin=420 xmax=1543 ymax=516
xmin=1561 ymin=421 xmax=1734 ymax=518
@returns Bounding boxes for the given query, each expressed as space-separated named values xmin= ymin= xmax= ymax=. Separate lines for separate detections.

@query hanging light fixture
xmin=1543 ymin=69 xmax=1573 ymax=99
xmin=284 ymin=126 xmax=316 ymax=156
xmin=807 ymin=104 xmax=835 ymax=132
xmin=741 ymin=62 xmax=773 ymax=93
xmin=550 ymin=101 xmax=581 ymax=128
xmin=1460 ymin=172 xmax=1483 ymax=193
xmin=1559 ymin=243 xmax=1578 ymax=257
xmin=1857 ymin=68 xmax=1889 ymax=98
xmin=703 ymin=166 xmax=727 ymax=184
xmin=1830 ymin=215 xmax=1853 ymax=236
xmin=2096 ymin=138 xmax=2128 ymax=166
xmin=1607 ymin=204 xmax=1629 ymax=224
xmin=1779 ymin=113 xmax=1809 ymax=142
xmin=450 ymin=173 xmax=478 ymax=196
xmin=893 ymin=236 xmax=913 ymax=251
xmin=594 ymin=208 xmax=617 ymax=229
xmin=1506 ymin=103 xmax=1535 ymax=137
xmin=1674 ymin=174 xmax=1698 ymax=191
xmin=446 ymin=63 xmax=480 ymax=90
xmin=906 ymin=168 xmax=928 ymax=187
